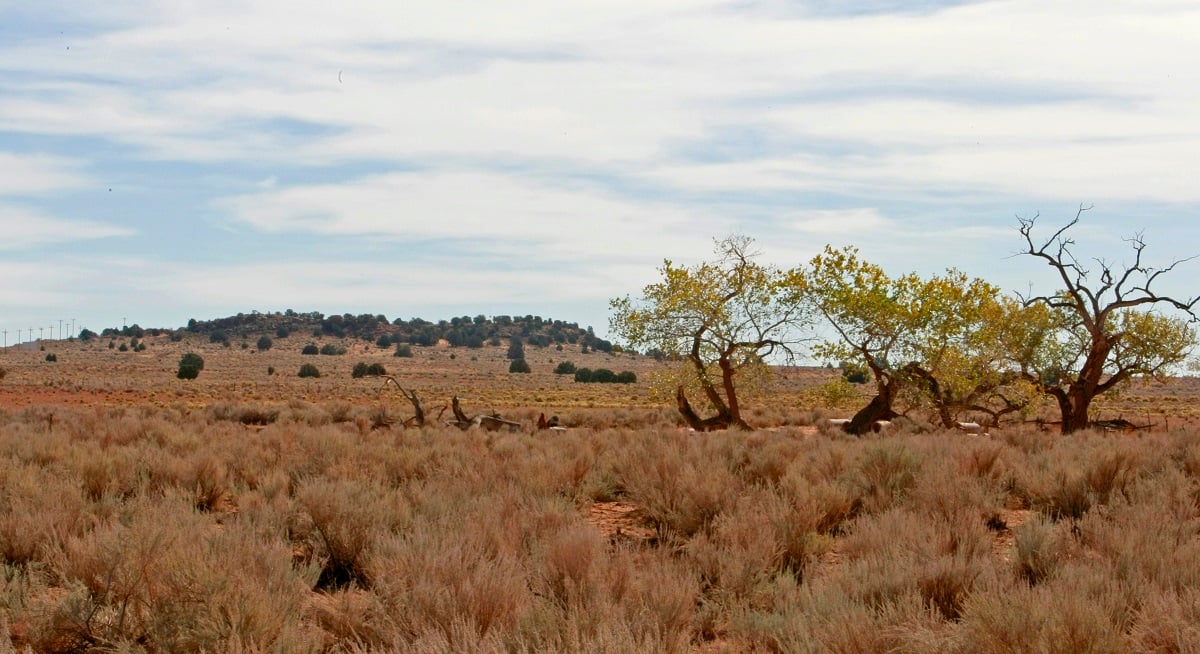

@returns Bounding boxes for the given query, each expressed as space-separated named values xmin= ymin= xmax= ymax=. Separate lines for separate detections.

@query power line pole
xmin=59 ymin=319 xmax=63 ymax=340
xmin=2 ymin=329 xmax=6 ymax=348
xmin=39 ymin=327 xmax=44 ymax=341
xmin=71 ymin=318 xmax=76 ymax=339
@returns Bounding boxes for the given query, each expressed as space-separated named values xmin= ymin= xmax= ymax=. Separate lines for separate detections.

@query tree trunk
xmin=1058 ymin=387 xmax=1094 ymax=434
xmin=675 ymin=386 xmax=749 ymax=431
xmin=846 ymin=394 xmax=899 ymax=435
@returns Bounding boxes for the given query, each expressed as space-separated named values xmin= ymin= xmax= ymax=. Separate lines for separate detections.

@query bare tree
xmin=1018 ymin=206 xmax=1198 ymax=433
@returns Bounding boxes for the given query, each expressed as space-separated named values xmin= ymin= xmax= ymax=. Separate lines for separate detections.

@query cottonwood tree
xmin=610 ymin=236 xmax=811 ymax=430
xmin=1017 ymin=207 xmax=1198 ymax=433
xmin=804 ymin=246 xmax=1021 ymax=434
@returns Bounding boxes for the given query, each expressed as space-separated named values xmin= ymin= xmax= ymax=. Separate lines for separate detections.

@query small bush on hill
xmin=302 ymin=344 xmax=320 ymax=355
xmin=298 ymin=363 xmax=321 ymax=378
xmin=352 ymin=362 xmax=388 ymax=378
xmin=394 ymin=344 xmax=413 ymax=358
xmin=320 ymin=343 xmax=346 ymax=356
xmin=554 ymin=361 xmax=577 ymax=375
xmin=507 ymin=337 xmax=525 ymax=360
xmin=177 ymin=353 xmax=204 ymax=379
xmin=257 ymin=335 xmax=273 ymax=351
xmin=45 ymin=353 xmax=58 ymax=362
xmin=509 ymin=359 xmax=532 ymax=373
xmin=573 ymin=368 xmax=637 ymax=384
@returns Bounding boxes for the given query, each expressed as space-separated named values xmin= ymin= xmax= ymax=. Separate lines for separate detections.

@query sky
xmin=3 ymin=0 xmax=1200 ymax=345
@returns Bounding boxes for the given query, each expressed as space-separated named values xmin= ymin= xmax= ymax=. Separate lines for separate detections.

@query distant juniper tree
xmin=507 ymin=336 xmax=526 ymax=360
xmin=177 ymin=353 xmax=204 ymax=380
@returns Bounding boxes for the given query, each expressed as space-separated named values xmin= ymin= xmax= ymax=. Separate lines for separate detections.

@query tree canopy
xmin=609 ymin=236 xmax=811 ymax=430
xmin=803 ymin=245 xmax=1023 ymax=433
xmin=1016 ymin=208 xmax=1198 ymax=432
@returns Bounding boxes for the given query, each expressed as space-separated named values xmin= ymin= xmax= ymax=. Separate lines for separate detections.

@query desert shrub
xmin=320 ymin=343 xmax=346 ymax=356
xmin=210 ymin=330 xmax=229 ymax=345
xmin=841 ymin=362 xmax=869 ymax=384
xmin=207 ymin=402 xmax=279 ymax=427
xmin=256 ymin=335 xmax=272 ymax=351
xmin=44 ymin=353 xmax=57 ymax=362
xmin=118 ymin=342 xmax=129 ymax=352
xmin=275 ymin=325 xmax=290 ymax=338
xmin=569 ymin=367 xmax=636 ymax=384
xmin=352 ymin=362 xmax=387 ymax=378
xmin=44 ymin=500 xmax=319 ymax=652
xmin=509 ymin=359 xmax=531 ymax=373
xmin=849 ymin=442 xmax=922 ymax=514
xmin=506 ymin=337 xmax=525 ymax=360
xmin=301 ymin=343 xmax=320 ymax=355
xmin=0 ymin=366 xmax=6 ymax=380
xmin=554 ymin=361 xmax=577 ymax=375
xmin=296 ymin=479 xmax=411 ymax=590
xmin=1012 ymin=514 xmax=1068 ymax=586
xmin=176 ymin=352 xmax=204 ymax=379
xmin=620 ymin=433 xmax=740 ymax=538
xmin=376 ymin=333 xmax=392 ymax=348
xmin=395 ymin=344 xmax=413 ymax=357
xmin=298 ymin=363 xmax=321 ymax=378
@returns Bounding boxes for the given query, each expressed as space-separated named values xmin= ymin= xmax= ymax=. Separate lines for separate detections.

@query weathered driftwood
xmin=448 ymin=396 xmax=523 ymax=432
xmin=379 ymin=376 xmax=426 ymax=427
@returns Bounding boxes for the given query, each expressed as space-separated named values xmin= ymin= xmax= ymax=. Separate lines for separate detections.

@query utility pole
xmin=39 ymin=327 xmax=44 ymax=341
xmin=59 ymin=319 xmax=63 ymax=340
xmin=2 ymin=329 xmax=6 ymax=348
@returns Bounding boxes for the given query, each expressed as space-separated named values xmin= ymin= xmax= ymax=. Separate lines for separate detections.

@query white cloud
xmin=1 ymin=0 xmax=1198 ymax=206
xmin=221 ymin=170 xmax=724 ymax=262
xmin=0 ymin=205 xmax=134 ymax=250
xmin=4 ymin=0 xmax=1200 ymax=335
xmin=0 ymin=152 xmax=88 ymax=195
xmin=788 ymin=208 xmax=893 ymax=234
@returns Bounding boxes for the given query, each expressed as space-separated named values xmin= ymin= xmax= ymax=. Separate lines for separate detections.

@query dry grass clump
xmin=7 ymin=403 xmax=1200 ymax=651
